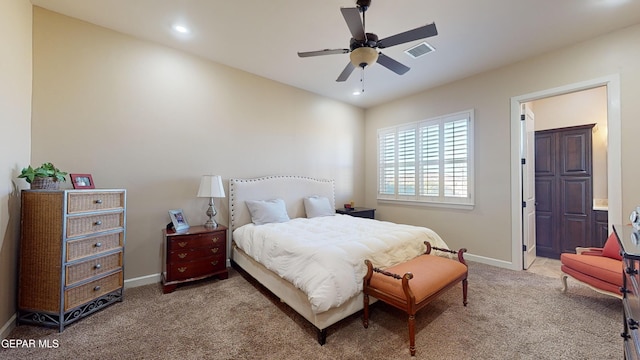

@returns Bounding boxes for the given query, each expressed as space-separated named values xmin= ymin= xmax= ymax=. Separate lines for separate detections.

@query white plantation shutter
xmin=419 ymin=122 xmax=440 ymax=197
xmin=397 ymin=126 xmax=416 ymax=196
xmin=378 ymin=129 xmax=395 ymax=196
xmin=443 ymin=117 xmax=468 ymax=198
xmin=377 ymin=110 xmax=474 ymax=207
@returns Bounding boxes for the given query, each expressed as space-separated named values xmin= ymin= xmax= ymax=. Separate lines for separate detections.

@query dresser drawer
xmin=168 ymin=231 xmax=224 ymax=251
xmin=64 ymin=271 xmax=123 ymax=311
xmin=66 ymin=212 xmax=124 ymax=238
xmin=66 ymin=232 xmax=124 ymax=262
xmin=66 ymin=251 xmax=123 ymax=286
xmin=67 ymin=191 xmax=125 ymax=214
xmin=168 ymin=246 xmax=224 ymax=263
xmin=166 ymin=256 xmax=225 ymax=281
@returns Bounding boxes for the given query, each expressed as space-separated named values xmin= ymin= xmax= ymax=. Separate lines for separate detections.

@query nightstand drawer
xmin=66 ymin=232 xmax=124 ymax=262
xmin=167 ymin=256 xmax=225 ymax=281
xmin=66 ymin=252 xmax=123 ymax=286
xmin=168 ymin=231 xmax=224 ymax=250
xmin=64 ymin=271 xmax=123 ymax=311
xmin=67 ymin=191 xmax=125 ymax=214
xmin=168 ymin=246 xmax=224 ymax=263
xmin=66 ymin=212 xmax=124 ymax=238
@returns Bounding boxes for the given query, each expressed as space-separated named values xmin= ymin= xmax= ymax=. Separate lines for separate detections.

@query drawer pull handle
xmin=178 ymin=253 xmax=187 ymax=259
xmin=94 ymin=264 xmax=101 ymax=270
xmin=178 ymin=242 xmax=187 ymax=248
xmin=178 ymin=267 xmax=187 ymax=273
xmin=94 ymin=220 xmax=103 ymax=226
xmin=626 ymin=267 xmax=639 ymax=275
xmin=629 ymin=318 xmax=639 ymax=330
xmin=211 ymin=261 xmax=219 ymax=266
xmin=212 ymin=237 xmax=219 ymax=243
xmin=95 ymin=242 xmax=102 ymax=248
xmin=93 ymin=286 xmax=101 ymax=291
xmin=211 ymin=248 xmax=219 ymax=254
xmin=95 ymin=199 xmax=103 ymax=204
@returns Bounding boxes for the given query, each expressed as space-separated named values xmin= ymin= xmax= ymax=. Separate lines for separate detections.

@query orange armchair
xmin=560 ymin=232 xmax=623 ymax=299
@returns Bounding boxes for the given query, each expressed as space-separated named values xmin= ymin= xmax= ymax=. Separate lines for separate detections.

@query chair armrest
xmin=576 ymin=247 xmax=603 ymax=256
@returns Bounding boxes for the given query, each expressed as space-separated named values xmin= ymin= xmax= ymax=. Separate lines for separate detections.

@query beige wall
xmin=30 ymin=7 xmax=365 ymax=281
xmin=0 ymin=0 xmax=32 ymax=338
xmin=365 ymin=24 xmax=640 ymax=263
xmin=530 ymin=86 xmax=608 ymax=202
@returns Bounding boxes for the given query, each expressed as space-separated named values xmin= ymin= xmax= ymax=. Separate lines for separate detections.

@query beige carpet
xmin=2 ymin=261 xmax=621 ymax=359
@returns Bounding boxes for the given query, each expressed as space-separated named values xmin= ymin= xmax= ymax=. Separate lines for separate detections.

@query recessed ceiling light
xmin=172 ymin=25 xmax=190 ymax=34
xmin=352 ymin=91 xmax=361 ymax=96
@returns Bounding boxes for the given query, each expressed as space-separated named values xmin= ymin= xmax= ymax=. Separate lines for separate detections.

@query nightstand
xmin=336 ymin=207 xmax=376 ymax=219
xmin=162 ymin=225 xmax=228 ymax=293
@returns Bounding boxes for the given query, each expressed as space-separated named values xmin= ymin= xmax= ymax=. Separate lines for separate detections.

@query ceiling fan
xmin=297 ymin=0 xmax=438 ymax=83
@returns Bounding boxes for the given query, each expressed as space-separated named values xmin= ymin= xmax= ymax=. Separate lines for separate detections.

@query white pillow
xmin=304 ymin=196 xmax=334 ymax=218
xmin=245 ymin=199 xmax=290 ymax=225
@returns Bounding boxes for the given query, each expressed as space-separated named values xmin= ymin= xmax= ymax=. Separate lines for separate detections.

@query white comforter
xmin=233 ymin=214 xmax=448 ymax=314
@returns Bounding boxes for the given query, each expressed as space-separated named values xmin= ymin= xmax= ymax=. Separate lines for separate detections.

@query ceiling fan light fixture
xmin=350 ymin=47 xmax=378 ymax=68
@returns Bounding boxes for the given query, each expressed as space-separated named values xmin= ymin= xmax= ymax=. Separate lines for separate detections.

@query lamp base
xmin=204 ymin=199 xmax=218 ymax=229
xmin=204 ymin=219 xmax=218 ymax=229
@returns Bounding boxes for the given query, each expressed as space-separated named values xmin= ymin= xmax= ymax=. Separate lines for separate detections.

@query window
xmin=377 ymin=110 xmax=474 ymax=208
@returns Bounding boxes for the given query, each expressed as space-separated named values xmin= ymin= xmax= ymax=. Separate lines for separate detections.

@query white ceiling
xmin=30 ymin=0 xmax=640 ymax=108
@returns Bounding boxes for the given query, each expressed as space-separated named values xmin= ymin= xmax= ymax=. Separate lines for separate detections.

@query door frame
xmin=509 ymin=74 xmax=621 ymax=271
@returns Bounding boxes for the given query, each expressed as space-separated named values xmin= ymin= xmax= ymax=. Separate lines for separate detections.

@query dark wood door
xmin=534 ymin=124 xmax=594 ymax=259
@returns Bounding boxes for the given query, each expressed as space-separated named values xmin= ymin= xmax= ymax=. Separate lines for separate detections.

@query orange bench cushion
xmin=369 ymin=255 xmax=467 ymax=304
xmin=560 ymin=252 xmax=622 ymax=288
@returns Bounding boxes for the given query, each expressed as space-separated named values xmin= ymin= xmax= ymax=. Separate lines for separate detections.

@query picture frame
xmin=168 ymin=209 xmax=190 ymax=232
xmin=70 ymin=174 xmax=95 ymax=189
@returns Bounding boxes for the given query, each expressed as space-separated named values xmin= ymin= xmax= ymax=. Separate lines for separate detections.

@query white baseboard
xmin=1 ymin=313 xmax=16 ymax=340
xmin=123 ymin=273 xmax=161 ymax=289
xmin=464 ymin=252 xmax=519 ymax=270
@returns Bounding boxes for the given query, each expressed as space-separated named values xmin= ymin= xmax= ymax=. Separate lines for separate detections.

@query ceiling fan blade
xmin=377 ymin=53 xmax=410 ymax=75
xmin=298 ymin=49 xmax=350 ymax=58
xmin=340 ymin=7 xmax=365 ymax=41
xmin=377 ymin=23 xmax=438 ymax=49
xmin=336 ymin=62 xmax=356 ymax=82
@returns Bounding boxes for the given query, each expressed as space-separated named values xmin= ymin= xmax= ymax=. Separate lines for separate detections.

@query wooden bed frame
xmin=227 ymin=175 xmax=372 ymax=344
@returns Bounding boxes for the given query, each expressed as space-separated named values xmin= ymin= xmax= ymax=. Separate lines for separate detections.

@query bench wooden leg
xmin=363 ymin=292 xmax=369 ymax=328
xmin=462 ymin=278 xmax=468 ymax=306
xmin=408 ymin=313 xmax=416 ymax=356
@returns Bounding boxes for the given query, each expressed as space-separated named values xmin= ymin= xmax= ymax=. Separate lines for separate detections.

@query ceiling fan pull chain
xmin=361 ymin=68 xmax=365 ymax=93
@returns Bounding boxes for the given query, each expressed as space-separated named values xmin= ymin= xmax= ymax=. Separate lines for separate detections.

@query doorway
xmin=509 ymin=75 xmax=621 ymax=271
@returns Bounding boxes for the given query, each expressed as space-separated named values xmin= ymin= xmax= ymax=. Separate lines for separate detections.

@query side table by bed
xmin=336 ymin=207 xmax=376 ymax=219
xmin=162 ymin=225 xmax=228 ymax=293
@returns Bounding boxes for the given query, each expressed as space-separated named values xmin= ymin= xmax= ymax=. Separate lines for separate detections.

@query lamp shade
xmin=350 ymin=47 xmax=379 ymax=68
xmin=197 ymin=175 xmax=225 ymax=198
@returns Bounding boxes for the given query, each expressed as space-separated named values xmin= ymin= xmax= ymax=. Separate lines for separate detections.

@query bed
xmin=227 ymin=175 xmax=449 ymax=344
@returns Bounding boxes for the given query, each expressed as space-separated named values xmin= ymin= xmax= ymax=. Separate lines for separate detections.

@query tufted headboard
xmin=227 ymin=175 xmax=335 ymax=260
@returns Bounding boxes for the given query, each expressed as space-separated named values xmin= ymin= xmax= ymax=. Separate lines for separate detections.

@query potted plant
xmin=18 ymin=162 xmax=68 ymax=190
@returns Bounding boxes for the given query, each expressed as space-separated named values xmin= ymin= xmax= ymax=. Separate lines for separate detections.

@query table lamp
xmin=197 ymin=175 xmax=225 ymax=228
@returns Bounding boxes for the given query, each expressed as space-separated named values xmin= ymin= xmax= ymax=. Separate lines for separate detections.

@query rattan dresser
xmin=18 ymin=189 xmax=126 ymax=331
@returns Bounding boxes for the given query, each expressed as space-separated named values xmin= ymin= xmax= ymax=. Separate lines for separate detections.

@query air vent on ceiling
xmin=404 ymin=42 xmax=435 ymax=59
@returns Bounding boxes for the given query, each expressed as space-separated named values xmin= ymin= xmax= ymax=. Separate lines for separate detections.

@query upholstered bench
xmin=363 ymin=242 xmax=468 ymax=356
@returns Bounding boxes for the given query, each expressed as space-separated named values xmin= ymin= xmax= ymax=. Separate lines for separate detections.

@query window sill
xmin=377 ymin=198 xmax=474 ymax=211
